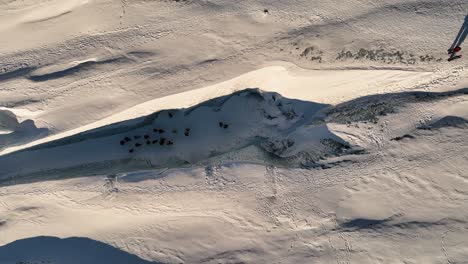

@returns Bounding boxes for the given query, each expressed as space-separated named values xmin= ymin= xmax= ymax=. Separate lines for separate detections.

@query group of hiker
xmin=120 ymin=127 xmax=182 ymax=153
xmin=119 ymin=120 xmax=229 ymax=154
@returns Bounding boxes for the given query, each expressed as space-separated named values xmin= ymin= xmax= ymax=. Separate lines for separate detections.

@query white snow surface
xmin=0 ymin=0 xmax=468 ymax=263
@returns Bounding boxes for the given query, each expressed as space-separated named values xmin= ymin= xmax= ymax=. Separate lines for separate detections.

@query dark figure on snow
xmin=135 ymin=143 xmax=142 ymax=147
xmin=152 ymin=140 xmax=158 ymax=144
xmin=124 ymin=137 xmax=131 ymax=142
xmin=144 ymin=135 xmax=150 ymax=139
xmin=448 ymin=15 xmax=468 ymax=61
xmin=129 ymin=149 xmax=134 ymax=153
xmin=448 ymin=54 xmax=462 ymax=61
xmin=120 ymin=140 xmax=125 ymax=146
xmin=448 ymin=46 xmax=462 ymax=61
xmin=159 ymin=138 xmax=166 ymax=145
xmin=449 ymin=46 xmax=462 ymax=54
xmin=219 ymin=122 xmax=224 ymax=127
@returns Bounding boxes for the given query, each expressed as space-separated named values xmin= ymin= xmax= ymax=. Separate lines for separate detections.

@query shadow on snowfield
xmin=1 ymin=88 xmax=467 ymax=187
xmin=325 ymin=88 xmax=468 ymax=124
xmin=0 ymin=236 xmax=162 ymax=264
xmin=449 ymin=14 xmax=468 ymax=51
xmin=0 ymin=89 xmax=337 ymax=186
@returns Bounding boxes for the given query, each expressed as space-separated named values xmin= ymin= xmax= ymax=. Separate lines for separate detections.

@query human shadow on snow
xmin=449 ymin=14 xmax=468 ymax=51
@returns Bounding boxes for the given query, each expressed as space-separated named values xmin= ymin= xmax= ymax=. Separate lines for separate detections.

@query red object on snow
xmin=454 ymin=46 xmax=462 ymax=52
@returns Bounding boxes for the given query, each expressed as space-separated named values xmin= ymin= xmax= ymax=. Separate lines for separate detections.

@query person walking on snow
xmin=448 ymin=15 xmax=467 ymax=61
xmin=448 ymin=46 xmax=462 ymax=61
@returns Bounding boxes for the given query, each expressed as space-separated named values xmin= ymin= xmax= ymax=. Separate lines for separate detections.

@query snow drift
xmin=0 ymin=89 xmax=353 ymax=184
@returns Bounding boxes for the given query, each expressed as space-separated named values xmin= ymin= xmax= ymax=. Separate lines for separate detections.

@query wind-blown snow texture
xmin=0 ymin=0 xmax=467 ymax=263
